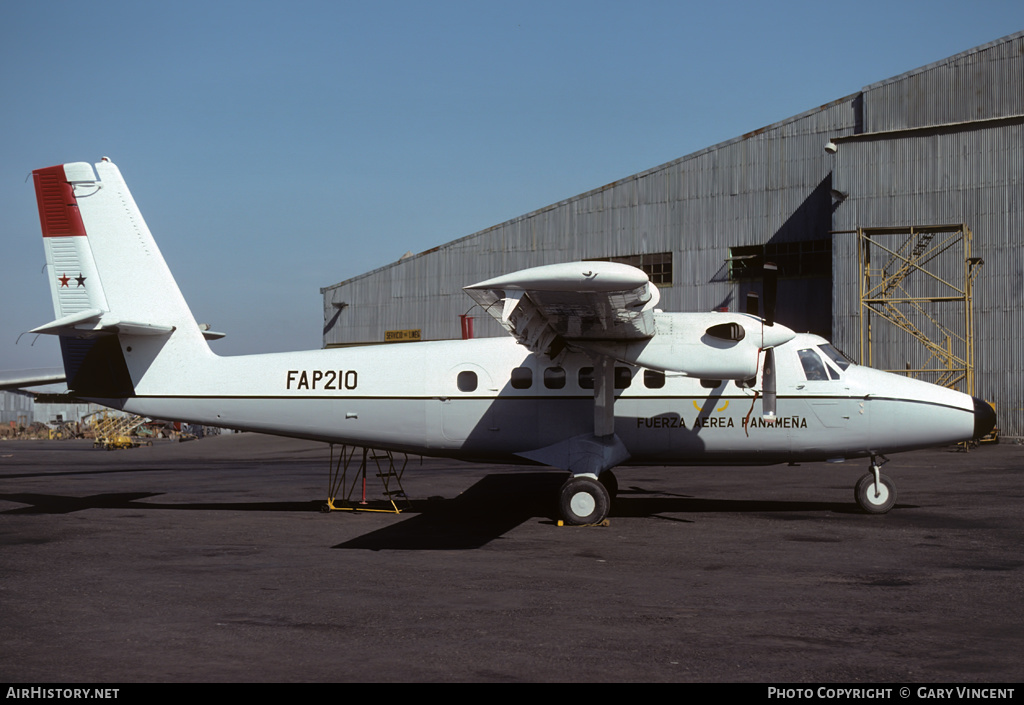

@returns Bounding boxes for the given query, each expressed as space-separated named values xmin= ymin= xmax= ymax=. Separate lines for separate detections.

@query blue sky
xmin=2 ymin=0 xmax=1022 ymax=370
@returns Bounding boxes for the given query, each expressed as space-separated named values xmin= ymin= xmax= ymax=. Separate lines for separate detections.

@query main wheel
xmin=854 ymin=472 xmax=897 ymax=514
xmin=559 ymin=476 xmax=611 ymax=525
xmin=598 ymin=470 xmax=618 ymax=501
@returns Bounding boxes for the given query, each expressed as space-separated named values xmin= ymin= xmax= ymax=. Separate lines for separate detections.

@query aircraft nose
xmin=972 ymin=397 xmax=997 ymax=440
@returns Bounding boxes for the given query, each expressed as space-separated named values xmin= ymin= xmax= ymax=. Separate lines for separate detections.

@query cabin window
xmin=700 ymin=379 xmax=722 ymax=389
xmin=797 ymin=349 xmax=829 ymax=381
xmin=457 ymin=370 xmax=478 ymax=392
xmin=643 ymin=370 xmax=665 ymax=389
xmin=510 ymin=367 xmax=533 ymax=389
xmin=544 ymin=367 xmax=566 ymax=389
xmin=578 ymin=366 xmax=632 ymax=389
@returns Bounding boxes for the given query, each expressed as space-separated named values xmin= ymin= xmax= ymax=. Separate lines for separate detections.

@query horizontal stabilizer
xmin=30 ymin=308 xmax=175 ymax=338
xmin=0 ymin=368 xmax=67 ymax=391
xmin=199 ymin=325 xmax=226 ymax=341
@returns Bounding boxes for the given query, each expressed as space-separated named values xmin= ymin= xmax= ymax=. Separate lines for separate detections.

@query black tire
xmin=854 ymin=472 xmax=897 ymax=514
xmin=599 ymin=470 xmax=618 ymax=500
xmin=559 ymin=476 xmax=610 ymax=525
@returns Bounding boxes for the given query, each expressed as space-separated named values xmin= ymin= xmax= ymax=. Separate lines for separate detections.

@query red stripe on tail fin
xmin=33 ymin=165 xmax=86 ymax=237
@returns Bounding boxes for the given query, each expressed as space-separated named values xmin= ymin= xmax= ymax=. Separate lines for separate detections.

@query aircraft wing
xmin=0 ymin=368 xmax=67 ymax=391
xmin=464 ymin=262 xmax=660 ymax=355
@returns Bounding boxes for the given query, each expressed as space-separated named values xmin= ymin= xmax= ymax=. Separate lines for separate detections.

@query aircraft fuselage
xmin=102 ymin=333 xmax=979 ymax=466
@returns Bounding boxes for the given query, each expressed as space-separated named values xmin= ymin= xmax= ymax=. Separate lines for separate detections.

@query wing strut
xmin=594 ymin=356 xmax=615 ymax=437
xmin=516 ymin=354 xmax=629 ymax=477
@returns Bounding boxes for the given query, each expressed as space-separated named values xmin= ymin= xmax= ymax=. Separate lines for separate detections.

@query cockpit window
xmin=817 ymin=344 xmax=852 ymax=371
xmin=798 ymin=349 xmax=829 ymax=381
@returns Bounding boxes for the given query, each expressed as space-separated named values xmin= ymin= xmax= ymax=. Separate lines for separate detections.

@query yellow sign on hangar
xmin=385 ymin=329 xmax=422 ymax=342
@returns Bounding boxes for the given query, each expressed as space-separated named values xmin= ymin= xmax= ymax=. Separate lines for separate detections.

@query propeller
xmin=762 ymin=262 xmax=777 ymax=327
xmin=762 ymin=348 xmax=777 ymax=421
xmin=745 ymin=262 xmax=777 ymax=326
xmin=746 ymin=263 xmax=779 ymax=420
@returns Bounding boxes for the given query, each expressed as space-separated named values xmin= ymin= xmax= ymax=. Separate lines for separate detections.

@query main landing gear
xmin=854 ymin=455 xmax=896 ymax=514
xmin=559 ymin=471 xmax=617 ymax=525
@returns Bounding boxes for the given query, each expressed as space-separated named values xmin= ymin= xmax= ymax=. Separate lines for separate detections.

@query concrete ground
xmin=1 ymin=433 xmax=1021 ymax=682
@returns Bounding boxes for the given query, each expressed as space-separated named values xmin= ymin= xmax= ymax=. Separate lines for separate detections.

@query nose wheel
xmin=854 ymin=458 xmax=897 ymax=514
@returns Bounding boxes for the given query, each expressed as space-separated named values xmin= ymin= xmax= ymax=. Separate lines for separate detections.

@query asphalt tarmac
xmin=1 ymin=433 xmax=1021 ymax=683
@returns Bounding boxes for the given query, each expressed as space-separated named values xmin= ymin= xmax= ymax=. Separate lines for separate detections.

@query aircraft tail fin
xmin=31 ymin=159 xmax=212 ymax=397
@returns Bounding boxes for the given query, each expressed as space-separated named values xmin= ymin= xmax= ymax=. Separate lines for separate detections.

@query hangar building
xmin=322 ymin=31 xmax=1024 ymax=437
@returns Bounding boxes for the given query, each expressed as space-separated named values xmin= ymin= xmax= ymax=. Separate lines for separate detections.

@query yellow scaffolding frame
xmin=858 ymin=224 xmax=982 ymax=395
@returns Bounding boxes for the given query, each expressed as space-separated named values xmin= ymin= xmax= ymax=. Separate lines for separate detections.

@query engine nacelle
xmin=577 ymin=311 xmax=795 ymax=380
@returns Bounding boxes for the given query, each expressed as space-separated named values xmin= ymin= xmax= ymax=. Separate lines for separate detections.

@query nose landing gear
xmin=854 ymin=455 xmax=896 ymax=514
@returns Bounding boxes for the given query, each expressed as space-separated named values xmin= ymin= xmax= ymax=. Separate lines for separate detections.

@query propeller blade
xmin=762 ymin=347 xmax=777 ymax=420
xmin=763 ymin=262 xmax=777 ymax=327
xmin=746 ymin=291 xmax=760 ymax=317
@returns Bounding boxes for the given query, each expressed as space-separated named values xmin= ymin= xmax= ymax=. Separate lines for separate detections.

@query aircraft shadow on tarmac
xmin=333 ymin=472 xmax=872 ymax=551
xmin=1 ymin=491 xmax=166 ymax=515
xmin=1 ymin=472 xmax=881 ymax=548
xmin=0 ymin=491 xmax=323 ymax=515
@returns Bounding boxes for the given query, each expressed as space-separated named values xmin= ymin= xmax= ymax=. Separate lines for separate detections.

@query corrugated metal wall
xmin=862 ymin=33 xmax=1024 ymax=132
xmin=323 ymin=30 xmax=1024 ymax=435
xmin=323 ymin=97 xmax=857 ymax=345
xmin=833 ymin=31 xmax=1024 ymax=435
xmin=34 ymin=401 xmax=97 ymax=425
xmin=0 ymin=392 xmax=102 ymax=427
xmin=0 ymin=390 xmax=34 ymax=426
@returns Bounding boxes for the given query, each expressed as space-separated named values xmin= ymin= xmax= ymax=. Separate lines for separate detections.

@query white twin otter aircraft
xmin=28 ymin=159 xmax=995 ymax=525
